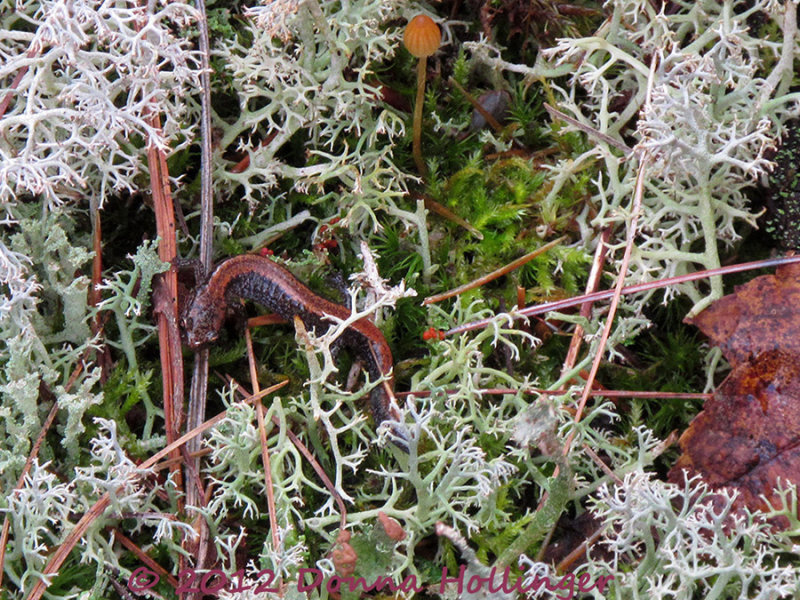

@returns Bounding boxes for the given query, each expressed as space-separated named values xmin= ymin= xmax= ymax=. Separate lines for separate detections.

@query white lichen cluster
xmin=0 ymin=0 xmax=201 ymax=214
xmin=4 ymin=0 xmax=800 ymax=597
xmin=580 ymin=470 xmax=800 ymax=599
xmin=0 ymin=1 xmax=202 ymax=596
xmin=2 ymin=420 xmax=190 ymax=593
xmin=0 ymin=0 xmax=202 ymax=485
xmin=214 ymin=0 xmax=407 ymax=215
xmin=468 ymin=0 xmax=800 ymax=314
xmin=206 ymin=0 xmax=442 ymax=275
xmin=462 ymin=3 xmax=800 ymax=593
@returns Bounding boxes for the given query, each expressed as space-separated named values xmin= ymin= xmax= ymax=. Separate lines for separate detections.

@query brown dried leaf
xmin=687 ymin=262 xmax=800 ymax=366
xmin=669 ymin=350 xmax=800 ymax=520
xmin=671 ymin=262 xmax=800 ymax=527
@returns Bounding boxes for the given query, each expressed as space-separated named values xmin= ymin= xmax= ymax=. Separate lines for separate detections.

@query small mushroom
xmin=404 ymin=14 xmax=441 ymax=59
xmin=403 ymin=14 xmax=441 ymax=178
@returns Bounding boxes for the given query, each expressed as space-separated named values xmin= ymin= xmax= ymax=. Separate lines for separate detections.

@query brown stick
xmin=560 ymin=228 xmax=611 ymax=381
xmin=244 ymin=327 xmax=282 ymax=557
xmin=145 ymin=121 xmax=185 ymax=504
xmin=445 ymin=254 xmax=800 ymax=336
xmin=226 ymin=375 xmax=349 ymax=531
xmin=394 ymin=387 xmax=711 ymax=401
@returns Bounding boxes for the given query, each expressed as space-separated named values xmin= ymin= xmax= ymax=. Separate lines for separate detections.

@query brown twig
xmin=394 ymin=388 xmax=712 ymax=401
xmin=152 ymin=446 xmax=213 ymax=471
xmin=544 ymin=103 xmax=632 ymax=155
xmin=554 ymin=524 xmax=607 ymax=574
xmin=448 ymin=77 xmax=505 ymax=134
xmin=0 ymin=45 xmax=40 ymax=120
xmin=145 ymin=122 xmax=185 ymax=504
xmin=183 ymin=4 xmax=216 ymax=584
xmin=561 ymin=54 xmax=660 ymax=459
xmin=516 ymin=286 xmax=526 ymax=312
xmin=113 ymin=528 xmax=180 ymax=589
xmin=421 ymin=195 xmax=484 ymax=240
xmin=87 ymin=207 xmax=114 ymax=381
xmin=185 ymin=0 xmax=216 ymax=526
xmin=244 ymin=327 xmax=282 ymax=559
xmin=582 ymin=444 xmax=623 ymax=486
xmin=195 ymin=0 xmax=214 ymax=271
xmin=445 ymin=254 xmax=800 ymax=336
xmin=226 ymin=376 xmax=348 ymax=530
xmin=532 ymin=58 xmax=658 ymax=562
xmin=484 ymin=146 xmax=559 ymax=161
xmin=559 ymin=228 xmax=611 ymax=381
xmin=228 ymin=130 xmax=279 ymax=173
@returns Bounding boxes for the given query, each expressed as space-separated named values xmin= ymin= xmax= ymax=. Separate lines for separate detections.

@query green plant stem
xmin=412 ymin=56 xmax=428 ymax=178
xmin=691 ymin=178 xmax=723 ymax=316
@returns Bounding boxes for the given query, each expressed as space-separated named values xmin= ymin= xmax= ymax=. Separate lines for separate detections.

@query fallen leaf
xmin=669 ymin=351 xmax=800 ymax=520
xmin=687 ymin=262 xmax=800 ymax=365
xmin=669 ymin=262 xmax=800 ymax=527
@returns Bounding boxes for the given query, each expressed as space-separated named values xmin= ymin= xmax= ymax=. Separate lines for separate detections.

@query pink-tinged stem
xmin=412 ymin=57 xmax=428 ymax=177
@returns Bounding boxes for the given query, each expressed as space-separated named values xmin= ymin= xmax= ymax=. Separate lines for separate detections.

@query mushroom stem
xmin=412 ymin=56 xmax=428 ymax=178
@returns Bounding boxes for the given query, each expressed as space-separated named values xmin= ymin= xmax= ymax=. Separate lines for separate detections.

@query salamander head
xmin=181 ymin=288 xmax=226 ymax=349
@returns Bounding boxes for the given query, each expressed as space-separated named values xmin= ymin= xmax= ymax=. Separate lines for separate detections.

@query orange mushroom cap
xmin=403 ymin=15 xmax=441 ymax=58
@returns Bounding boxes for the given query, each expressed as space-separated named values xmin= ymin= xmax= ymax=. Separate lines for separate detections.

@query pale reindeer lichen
xmin=467 ymin=0 xmax=799 ymax=315
xmin=3 ymin=0 xmax=800 ymax=598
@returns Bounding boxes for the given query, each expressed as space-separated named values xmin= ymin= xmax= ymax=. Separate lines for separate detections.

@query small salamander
xmin=181 ymin=254 xmax=406 ymax=446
